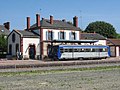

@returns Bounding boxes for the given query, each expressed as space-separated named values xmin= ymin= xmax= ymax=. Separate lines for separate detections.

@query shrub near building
xmin=0 ymin=34 xmax=7 ymax=58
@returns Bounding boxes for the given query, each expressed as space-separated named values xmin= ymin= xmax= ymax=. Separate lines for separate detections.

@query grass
xmin=0 ymin=65 xmax=120 ymax=77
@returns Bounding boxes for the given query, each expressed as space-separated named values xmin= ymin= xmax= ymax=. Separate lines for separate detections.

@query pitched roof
xmin=0 ymin=25 xmax=10 ymax=35
xmin=80 ymin=33 xmax=106 ymax=40
xmin=107 ymin=39 xmax=120 ymax=46
xmin=30 ymin=19 xmax=81 ymax=31
xmin=15 ymin=30 xmax=39 ymax=38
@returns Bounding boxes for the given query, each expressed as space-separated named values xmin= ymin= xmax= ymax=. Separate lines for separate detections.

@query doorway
xmin=29 ymin=45 xmax=36 ymax=59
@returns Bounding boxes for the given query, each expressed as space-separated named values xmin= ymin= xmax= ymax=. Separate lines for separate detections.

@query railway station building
xmin=107 ymin=39 xmax=120 ymax=57
xmin=7 ymin=14 xmax=108 ymax=60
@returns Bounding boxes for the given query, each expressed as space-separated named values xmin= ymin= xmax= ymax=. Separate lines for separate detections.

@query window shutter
xmin=46 ymin=31 xmax=48 ymax=40
xmin=75 ymin=33 xmax=77 ymax=40
xmin=69 ymin=32 xmax=71 ymax=40
xmin=64 ymin=32 xmax=66 ymax=40
xmin=58 ymin=32 xmax=60 ymax=40
xmin=52 ymin=31 xmax=54 ymax=40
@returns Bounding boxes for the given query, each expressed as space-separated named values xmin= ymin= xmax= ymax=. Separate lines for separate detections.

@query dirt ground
xmin=0 ymin=68 xmax=120 ymax=90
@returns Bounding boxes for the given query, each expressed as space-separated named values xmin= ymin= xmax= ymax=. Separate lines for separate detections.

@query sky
xmin=0 ymin=0 xmax=120 ymax=33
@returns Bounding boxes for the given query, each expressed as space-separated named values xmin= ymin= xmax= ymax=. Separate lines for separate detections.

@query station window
xmin=59 ymin=31 xmax=66 ymax=40
xmin=9 ymin=44 xmax=12 ymax=55
xmin=16 ymin=44 xmax=19 ymax=52
xmin=46 ymin=31 xmax=54 ymax=40
xmin=69 ymin=32 xmax=77 ymax=40
xmin=12 ymin=33 xmax=15 ymax=43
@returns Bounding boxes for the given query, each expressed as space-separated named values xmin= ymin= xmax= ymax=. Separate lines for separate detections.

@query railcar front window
xmin=52 ymin=47 xmax=58 ymax=56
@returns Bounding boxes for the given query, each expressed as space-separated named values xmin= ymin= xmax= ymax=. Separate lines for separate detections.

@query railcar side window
xmin=60 ymin=49 xmax=64 ymax=53
xmin=85 ymin=49 xmax=91 ymax=52
xmin=99 ymin=49 xmax=103 ymax=52
xmin=103 ymin=48 xmax=107 ymax=52
xmin=74 ymin=49 xmax=79 ymax=52
xmin=92 ymin=49 xmax=95 ymax=52
xmin=80 ymin=49 xmax=84 ymax=52
xmin=95 ymin=49 xmax=99 ymax=52
xmin=69 ymin=49 xmax=73 ymax=52
xmin=64 ymin=49 xmax=68 ymax=52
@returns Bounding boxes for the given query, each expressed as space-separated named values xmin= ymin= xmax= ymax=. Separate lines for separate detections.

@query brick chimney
xmin=36 ymin=14 xmax=40 ymax=27
xmin=73 ymin=16 xmax=78 ymax=27
xmin=27 ymin=17 xmax=30 ymax=30
xmin=4 ymin=22 xmax=10 ymax=30
xmin=62 ymin=19 xmax=66 ymax=22
xmin=50 ymin=15 xmax=53 ymax=24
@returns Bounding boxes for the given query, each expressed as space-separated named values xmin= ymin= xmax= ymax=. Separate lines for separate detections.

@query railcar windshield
xmin=51 ymin=46 xmax=58 ymax=54
xmin=48 ymin=46 xmax=59 ymax=58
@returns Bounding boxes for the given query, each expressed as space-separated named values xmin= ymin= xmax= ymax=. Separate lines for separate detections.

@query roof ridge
xmin=82 ymin=33 xmax=96 ymax=34
xmin=42 ymin=18 xmax=62 ymax=21
xmin=14 ymin=30 xmax=24 ymax=37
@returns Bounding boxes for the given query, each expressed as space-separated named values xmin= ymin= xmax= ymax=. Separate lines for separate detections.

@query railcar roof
xmin=52 ymin=40 xmax=98 ymax=43
xmin=54 ymin=45 xmax=109 ymax=48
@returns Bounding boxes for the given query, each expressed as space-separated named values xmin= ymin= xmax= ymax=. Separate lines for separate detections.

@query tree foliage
xmin=0 ymin=34 xmax=7 ymax=52
xmin=116 ymin=33 xmax=120 ymax=39
xmin=85 ymin=21 xmax=117 ymax=38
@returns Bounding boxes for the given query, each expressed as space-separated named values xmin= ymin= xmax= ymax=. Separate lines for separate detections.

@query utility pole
xmin=40 ymin=9 xmax=42 ymax=15
xmin=39 ymin=8 xmax=42 ymax=60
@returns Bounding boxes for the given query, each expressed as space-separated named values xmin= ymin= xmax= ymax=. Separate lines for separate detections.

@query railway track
xmin=0 ymin=57 xmax=120 ymax=72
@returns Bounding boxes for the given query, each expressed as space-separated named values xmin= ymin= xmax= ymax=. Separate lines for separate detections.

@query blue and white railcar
xmin=48 ymin=45 xmax=110 ymax=60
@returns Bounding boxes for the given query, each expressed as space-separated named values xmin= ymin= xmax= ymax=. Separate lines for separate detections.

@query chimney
xmin=50 ymin=15 xmax=53 ymax=24
xmin=73 ymin=16 xmax=78 ymax=27
xmin=27 ymin=17 xmax=30 ymax=30
xmin=36 ymin=14 xmax=40 ymax=27
xmin=62 ymin=19 xmax=66 ymax=22
xmin=4 ymin=22 xmax=10 ymax=30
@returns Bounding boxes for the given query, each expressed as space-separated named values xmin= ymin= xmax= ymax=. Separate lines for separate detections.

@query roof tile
xmin=30 ymin=19 xmax=81 ymax=30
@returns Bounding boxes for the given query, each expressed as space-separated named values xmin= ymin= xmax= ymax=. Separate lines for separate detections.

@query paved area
xmin=0 ymin=57 xmax=120 ymax=72
xmin=0 ymin=57 xmax=120 ymax=66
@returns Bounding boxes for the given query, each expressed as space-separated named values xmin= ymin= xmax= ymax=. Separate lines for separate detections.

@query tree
xmin=0 ymin=34 xmax=7 ymax=53
xmin=116 ymin=33 xmax=120 ymax=39
xmin=84 ymin=21 xmax=117 ymax=38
